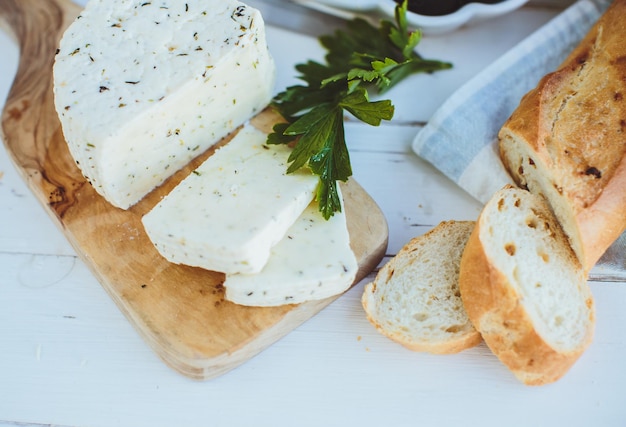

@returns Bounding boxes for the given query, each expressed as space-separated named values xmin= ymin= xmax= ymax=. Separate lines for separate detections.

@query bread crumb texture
xmin=362 ymin=221 xmax=481 ymax=354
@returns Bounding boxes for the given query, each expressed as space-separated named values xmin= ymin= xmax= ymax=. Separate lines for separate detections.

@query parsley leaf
xmin=339 ymin=89 xmax=394 ymax=126
xmin=269 ymin=0 xmax=452 ymax=219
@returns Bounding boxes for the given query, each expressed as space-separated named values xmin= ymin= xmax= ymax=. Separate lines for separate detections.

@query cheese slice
xmin=224 ymin=192 xmax=358 ymax=307
xmin=141 ymin=125 xmax=318 ymax=275
xmin=53 ymin=0 xmax=275 ymax=209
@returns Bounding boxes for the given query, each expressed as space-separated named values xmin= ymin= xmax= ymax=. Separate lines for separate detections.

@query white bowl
xmin=378 ymin=0 xmax=530 ymax=34
xmin=307 ymin=0 xmax=530 ymax=34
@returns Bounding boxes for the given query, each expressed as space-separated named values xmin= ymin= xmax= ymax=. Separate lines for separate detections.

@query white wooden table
xmin=1 ymin=1 xmax=624 ymax=426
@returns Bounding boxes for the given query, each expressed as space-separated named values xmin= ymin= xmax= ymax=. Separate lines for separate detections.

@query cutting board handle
xmin=0 ymin=0 xmax=83 ymax=217
xmin=0 ymin=0 xmax=80 ymax=91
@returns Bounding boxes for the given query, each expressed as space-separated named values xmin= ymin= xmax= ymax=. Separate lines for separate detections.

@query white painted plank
xmin=1 ymin=249 xmax=625 ymax=427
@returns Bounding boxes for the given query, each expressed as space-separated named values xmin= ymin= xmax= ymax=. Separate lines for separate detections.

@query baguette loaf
xmin=459 ymin=186 xmax=595 ymax=385
xmin=498 ymin=0 xmax=626 ymax=272
xmin=362 ymin=221 xmax=481 ymax=354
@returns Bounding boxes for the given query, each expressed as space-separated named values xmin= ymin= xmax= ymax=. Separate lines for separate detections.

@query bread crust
xmin=459 ymin=198 xmax=595 ymax=385
xmin=498 ymin=0 xmax=626 ymax=271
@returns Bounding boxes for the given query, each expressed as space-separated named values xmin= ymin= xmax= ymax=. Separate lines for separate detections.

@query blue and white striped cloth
xmin=412 ymin=0 xmax=625 ymax=281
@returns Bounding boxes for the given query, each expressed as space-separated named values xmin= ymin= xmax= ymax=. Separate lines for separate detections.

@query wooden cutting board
xmin=0 ymin=0 xmax=388 ymax=379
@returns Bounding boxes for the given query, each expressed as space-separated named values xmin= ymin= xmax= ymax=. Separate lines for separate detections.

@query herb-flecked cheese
xmin=224 ymin=190 xmax=358 ymax=307
xmin=53 ymin=0 xmax=275 ymax=209
xmin=141 ymin=125 xmax=318 ymax=275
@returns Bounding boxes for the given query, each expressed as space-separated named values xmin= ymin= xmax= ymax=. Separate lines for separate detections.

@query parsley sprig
xmin=268 ymin=0 xmax=452 ymax=219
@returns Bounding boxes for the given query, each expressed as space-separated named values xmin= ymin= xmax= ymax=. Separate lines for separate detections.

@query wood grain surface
xmin=0 ymin=0 xmax=388 ymax=379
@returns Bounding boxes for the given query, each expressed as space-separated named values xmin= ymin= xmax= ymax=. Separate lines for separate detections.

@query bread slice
xmin=362 ymin=221 xmax=481 ymax=354
xmin=498 ymin=0 xmax=626 ymax=272
xmin=459 ymin=186 xmax=595 ymax=385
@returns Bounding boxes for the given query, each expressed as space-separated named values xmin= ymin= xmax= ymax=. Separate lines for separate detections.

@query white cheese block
xmin=224 ymin=192 xmax=358 ymax=307
xmin=141 ymin=125 xmax=318 ymax=275
xmin=53 ymin=0 xmax=275 ymax=209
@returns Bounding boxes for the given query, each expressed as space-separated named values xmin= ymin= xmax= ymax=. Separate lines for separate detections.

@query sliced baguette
xmin=362 ymin=221 xmax=481 ymax=354
xmin=498 ymin=0 xmax=626 ymax=272
xmin=459 ymin=186 xmax=595 ymax=385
